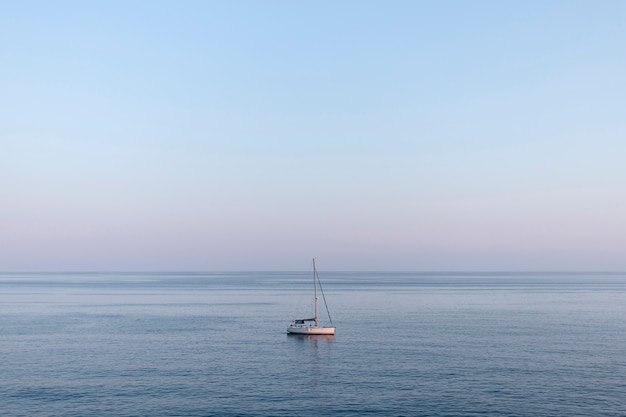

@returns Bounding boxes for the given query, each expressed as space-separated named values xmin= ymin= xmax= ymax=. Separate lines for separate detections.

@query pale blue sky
xmin=2 ymin=1 xmax=625 ymax=271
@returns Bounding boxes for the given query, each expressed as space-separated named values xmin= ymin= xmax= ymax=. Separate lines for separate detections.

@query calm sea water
xmin=1 ymin=271 xmax=625 ymax=416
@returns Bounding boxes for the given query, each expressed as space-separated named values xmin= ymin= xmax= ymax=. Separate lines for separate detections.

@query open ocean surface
xmin=1 ymin=271 xmax=625 ymax=416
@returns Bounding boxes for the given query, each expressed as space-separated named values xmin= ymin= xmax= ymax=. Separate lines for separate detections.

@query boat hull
xmin=287 ymin=325 xmax=335 ymax=335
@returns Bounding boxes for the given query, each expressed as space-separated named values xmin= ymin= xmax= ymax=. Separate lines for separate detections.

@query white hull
xmin=287 ymin=325 xmax=335 ymax=335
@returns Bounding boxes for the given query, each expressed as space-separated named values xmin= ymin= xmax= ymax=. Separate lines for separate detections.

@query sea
xmin=1 ymin=271 xmax=625 ymax=417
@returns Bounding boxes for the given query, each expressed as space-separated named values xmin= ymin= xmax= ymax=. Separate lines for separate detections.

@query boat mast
xmin=313 ymin=258 xmax=318 ymax=326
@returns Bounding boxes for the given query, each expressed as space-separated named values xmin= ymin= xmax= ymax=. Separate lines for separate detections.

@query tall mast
xmin=313 ymin=258 xmax=318 ymax=326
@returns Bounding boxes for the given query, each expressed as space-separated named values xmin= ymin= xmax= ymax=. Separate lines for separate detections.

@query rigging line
xmin=316 ymin=270 xmax=333 ymax=326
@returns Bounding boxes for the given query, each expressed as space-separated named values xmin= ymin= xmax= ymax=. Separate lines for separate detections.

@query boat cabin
xmin=291 ymin=318 xmax=317 ymax=327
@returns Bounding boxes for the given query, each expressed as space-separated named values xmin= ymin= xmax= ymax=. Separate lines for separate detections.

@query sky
xmin=1 ymin=1 xmax=625 ymax=271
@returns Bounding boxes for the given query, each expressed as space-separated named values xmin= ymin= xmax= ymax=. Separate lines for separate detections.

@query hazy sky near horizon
xmin=2 ymin=1 xmax=625 ymax=271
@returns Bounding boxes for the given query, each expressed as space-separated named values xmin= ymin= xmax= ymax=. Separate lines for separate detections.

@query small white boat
xmin=287 ymin=258 xmax=335 ymax=335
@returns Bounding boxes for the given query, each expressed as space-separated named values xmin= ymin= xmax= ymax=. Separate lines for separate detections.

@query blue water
xmin=1 ymin=272 xmax=625 ymax=416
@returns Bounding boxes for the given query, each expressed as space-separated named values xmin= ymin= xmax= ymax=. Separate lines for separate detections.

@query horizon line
xmin=1 ymin=270 xmax=625 ymax=274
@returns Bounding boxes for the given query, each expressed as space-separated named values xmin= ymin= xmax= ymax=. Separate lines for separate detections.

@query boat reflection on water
xmin=286 ymin=333 xmax=335 ymax=341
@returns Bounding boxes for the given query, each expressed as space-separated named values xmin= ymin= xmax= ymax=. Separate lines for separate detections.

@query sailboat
xmin=287 ymin=258 xmax=335 ymax=335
